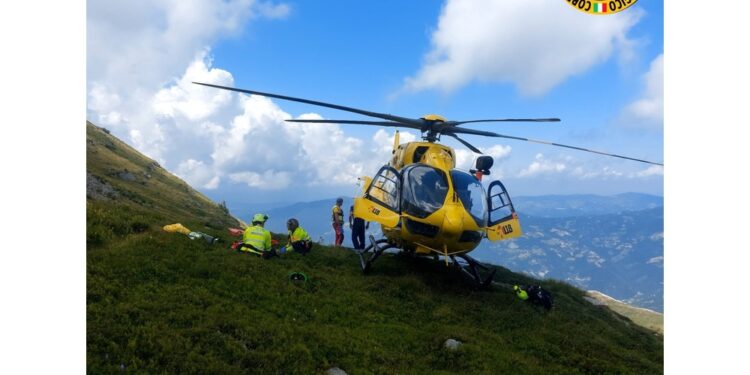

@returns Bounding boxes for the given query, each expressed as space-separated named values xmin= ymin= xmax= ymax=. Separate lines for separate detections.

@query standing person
xmin=349 ymin=205 xmax=369 ymax=250
xmin=240 ymin=213 xmax=276 ymax=259
xmin=282 ymin=218 xmax=312 ymax=255
xmin=331 ymin=197 xmax=345 ymax=247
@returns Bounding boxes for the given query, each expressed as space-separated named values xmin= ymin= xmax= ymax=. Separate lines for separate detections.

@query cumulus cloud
xmin=518 ymin=154 xmax=567 ymax=177
xmin=175 ymin=159 xmax=220 ymax=189
xmin=117 ymin=55 xmax=430 ymax=192
xmin=517 ymin=153 xmax=662 ymax=180
xmin=453 ymin=144 xmax=512 ymax=171
xmin=229 ymin=170 xmax=292 ymax=190
xmin=631 ymin=165 xmax=664 ymax=178
xmin=571 ymin=165 xmax=624 ymax=179
xmin=622 ymin=54 xmax=663 ymax=128
xmin=402 ymin=0 xmax=641 ymax=96
xmin=153 ymin=55 xmax=235 ymax=122
xmin=87 ymin=0 xmax=290 ymax=161
xmin=485 ymin=145 xmax=512 ymax=160
xmin=373 ymin=129 xmax=418 ymax=154
xmin=453 ymin=149 xmax=475 ymax=170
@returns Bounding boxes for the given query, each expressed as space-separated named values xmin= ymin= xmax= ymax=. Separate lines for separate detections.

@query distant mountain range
xmin=511 ymin=193 xmax=663 ymax=217
xmin=241 ymin=193 xmax=664 ymax=311
xmin=474 ymin=207 xmax=664 ymax=312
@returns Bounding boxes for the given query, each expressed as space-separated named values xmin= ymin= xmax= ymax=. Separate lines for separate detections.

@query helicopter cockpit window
xmin=450 ymin=170 xmax=488 ymax=227
xmin=367 ymin=167 xmax=400 ymax=210
xmin=401 ymin=164 xmax=449 ymax=218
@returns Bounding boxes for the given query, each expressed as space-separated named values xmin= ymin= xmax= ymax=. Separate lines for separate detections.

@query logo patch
xmin=565 ymin=0 xmax=638 ymax=15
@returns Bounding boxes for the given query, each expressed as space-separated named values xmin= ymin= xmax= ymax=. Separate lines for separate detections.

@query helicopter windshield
xmin=450 ymin=170 xmax=488 ymax=227
xmin=401 ymin=164 xmax=449 ymax=218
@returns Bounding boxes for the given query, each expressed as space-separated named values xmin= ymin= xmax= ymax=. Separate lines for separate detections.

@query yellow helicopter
xmin=194 ymin=82 xmax=663 ymax=288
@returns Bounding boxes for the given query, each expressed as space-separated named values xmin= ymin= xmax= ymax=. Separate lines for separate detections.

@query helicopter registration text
xmin=487 ymin=216 xmax=523 ymax=241
xmin=501 ymin=224 xmax=513 ymax=235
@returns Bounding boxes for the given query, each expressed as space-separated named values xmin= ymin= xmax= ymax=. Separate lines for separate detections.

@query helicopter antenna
xmin=193 ymin=82 xmax=663 ymax=165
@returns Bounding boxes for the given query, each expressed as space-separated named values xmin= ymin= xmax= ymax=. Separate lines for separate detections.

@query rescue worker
xmin=240 ymin=213 xmax=276 ymax=258
xmin=282 ymin=218 xmax=312 ymax=254
xmin=514 ymin=284 xmax=553 ymax=310
xmin=332 ymin=197 xmax=345 ymax=247
xmin=349 ymin=205 xmax=369 ymax=250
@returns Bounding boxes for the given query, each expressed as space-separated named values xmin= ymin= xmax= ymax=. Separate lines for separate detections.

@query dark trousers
xmin=351 ymin=224 xmax=365 ymax=250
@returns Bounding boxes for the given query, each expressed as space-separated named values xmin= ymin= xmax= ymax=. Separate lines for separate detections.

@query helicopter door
xmin=353 ymin=165 xmax=401 ymax=228
xmin=486 ymin=180 xmax=523 ymax=241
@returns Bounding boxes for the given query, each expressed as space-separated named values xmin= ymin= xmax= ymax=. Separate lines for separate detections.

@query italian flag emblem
xmin=593 ymin=3 xmax=608 ymax=13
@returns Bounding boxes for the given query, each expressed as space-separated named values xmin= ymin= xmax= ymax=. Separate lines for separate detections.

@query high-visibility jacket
xmin=514 ymin=286 xmax=529 ymax=301
xmin=242 ymin=224 xmax=272 ymax=254
xmin=332 ymin=205 xmax=344 ymax=224
xmin=284 ymin=226 xmax=311 ymax=253
xmin=288 ymin=226 xmax=311 ymax=243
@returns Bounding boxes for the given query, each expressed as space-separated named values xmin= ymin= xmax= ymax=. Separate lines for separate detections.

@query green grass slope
xmin=87 ymin=122 xmax=663 ymax=374
xmin=86 ymin=121 xmax=240 ymax=246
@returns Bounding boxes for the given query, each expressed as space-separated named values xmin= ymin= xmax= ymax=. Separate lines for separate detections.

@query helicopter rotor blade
xmin=193 ymin=82 xmax=424 ymax=127
xmin=449 ymin=127 xmax=524 ymax=139
xmin=445 ymin=133 xmax=483 ymax=154
xmin=450 ymin=127 xmax=663 ymax=166
xmin=285 ymin=119 xmax=421 ymax=129
xmin=452 ymin=118 xmax=561 ymax=125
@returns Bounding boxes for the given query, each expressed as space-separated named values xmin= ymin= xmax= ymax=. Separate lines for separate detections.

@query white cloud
xmin=622 ymin=54 xmax=663 ymax=128
xmin=516 ymin=153 xmax=662 ymax=181
xmin=373 ymin=129 xmax=418 ymax=154
xmin=453 ymin=149 xmax=475 ymax=170
xmin=87 ymin=0 xmax=290 ymax=161
xmin=402 ymin=0 xmax=642 ymax=96
xmin=571 ymin=165 xmax=624 ymax=179
xmin=632 ymin=165 xmax=664 ymax=178
xmin=111 ymin=56 xmax=428 ymax=193
xmin=485 ymin=145 xmax=512 ymax=160
xmin=175 ymin=158 xmax=220 ymax=189
xmin=229 ymin=170 xmax=292 ymax=190
xmin=153 ymin=54 xmax=235 ymax=122
xmin=454 ymin=144 xmax=512 ymax=171
xmin=518 ymin=153 xmax=567 ymax=177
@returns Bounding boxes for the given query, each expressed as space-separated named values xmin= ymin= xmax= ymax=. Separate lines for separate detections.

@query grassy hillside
xmin=87 ymin=122 xmax=663 ymax=374
xmin=86 ymin=121 xmax=240 ymax=246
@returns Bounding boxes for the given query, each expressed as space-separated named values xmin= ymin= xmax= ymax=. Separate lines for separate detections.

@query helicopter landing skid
xmin=358 ymin=235 xmax=397 ymax=273
xmin=450 ymin=254 xmax=497 ymax=289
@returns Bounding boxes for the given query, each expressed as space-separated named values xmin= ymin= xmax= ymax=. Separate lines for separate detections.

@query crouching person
xmin=282 ymin=218 xmax=312 ymax=255
xmin=240 ymin=213 xmax=277 ymax=259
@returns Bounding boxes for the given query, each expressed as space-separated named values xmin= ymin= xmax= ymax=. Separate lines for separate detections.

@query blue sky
xmin=87 ymin=0 xmax=664 ymax=207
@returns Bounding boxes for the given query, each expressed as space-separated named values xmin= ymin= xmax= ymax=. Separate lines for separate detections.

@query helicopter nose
xmin=441 ymin=203 xmax=465 ymax=238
